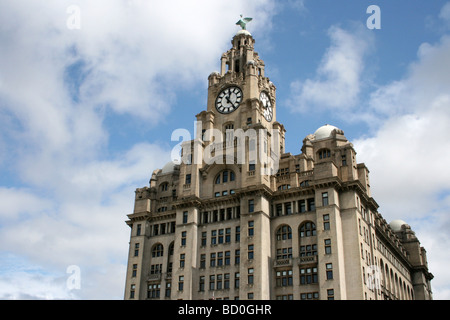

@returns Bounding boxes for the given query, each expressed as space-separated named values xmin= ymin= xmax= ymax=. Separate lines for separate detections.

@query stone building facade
xmin=124 ymin=28 xmax=433 ymax=300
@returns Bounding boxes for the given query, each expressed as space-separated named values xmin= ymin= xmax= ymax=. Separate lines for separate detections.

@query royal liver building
xmin=124 ymin=22 xmax=433 ymax=300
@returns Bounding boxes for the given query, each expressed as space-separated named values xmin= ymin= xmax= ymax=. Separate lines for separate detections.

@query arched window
xmin=299 ymin=222 xmax=316 ymax=237
xmin=318 ymin=149 xmax=331 ymax=159
xmin=152 ymin=243 xmax=164 ymax=257
xmin=276 ymin=225 xmax=292 ymax=241
xmin=160 ymin=182 xmax=169 ymax=191
xmin=215 ymin=170 xmax=236 ymax=184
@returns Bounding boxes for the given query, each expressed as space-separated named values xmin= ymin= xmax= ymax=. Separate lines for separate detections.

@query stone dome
xmin=314 ymin=124 xmax=341 ymax=140
xmin=389 ymin=219 xmax=408 ymax=232
xmin=161 ymin=161 xmax=179 ymax=174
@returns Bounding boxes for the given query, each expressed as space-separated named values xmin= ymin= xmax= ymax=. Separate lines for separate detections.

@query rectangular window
xmin=201 ymin=232 xmax=207 ymax=246
xmin=322 ymin=192 xmax=329 ymax=206
xmin=199 ymin=276 xmax=205 ymax=292
xmin=248 ymin=268 xmax=254 ymax=285
xmin=136 ymin=224 xmax=141 ymax=236
xmin=225 ymin=251 xmax=231 ymax=265
xmin=327 ymin=289 xmax=334 ymax=300
xmin=248 ymin=244 xmax=254 ymax=260
xmin=224 ymin=273 xmax=230 ymax=289
xmin=300 ymin=292 xmax=319 ymax=300
xmin=298 ymin=200 xmax=305 ymax=213
xmin=200 ymin=254 xmax=206 ymax=269
xmin=132 ymin=264 xmax=137 ymax=277
xmin=235 ymin=249 xmax=240 ymax=265
xmin=227 ymin=207 xmax=233 ymax=220
xmin=185 ymin=174 xmax=191 ymax=184
xmin=285 ymin=202 xmax=292 ymax=215
xmin=209 ymin=275 xmax=215 ymax=291
xmin=323 ymin=214 xmax=330 ymax=230
xmin=165 ymin=282 xmax=171 ymax=298
xmin=307 ymin=198 xmax=315 ymax=211
xmin=210 ymin=253 xmax=216 ymax=267
xmin=225 ymin=228 xmax=231 ymax=243
xmin=234 ymin=272 xmax=240 ymax=289
xmin=130 ymin=284 xmax=135 ymax=299
xmin=217 ymin=274 xmax=223 ymax=290
xmin=181 ymin=231 xmax=186 ymax=246
xmin=299 ymin=244 xmax=317 ymax=257
xmin=325 ymin=239 xmax=332 ymax=254
xmin=150 ymin=264 xmax=162 ymax=275
xmin=248 ymin=199 xmax=254 ymax=213
xmin=178 ymin=276 xmax=184 ymax=291
xmin=249 ymin=162 xmax=255 ymax=171
xmin=276 ymin=270 xmax=293 ymax=287
xmin=182 ymin=211 xmax=188 ymax=224
xmin=134 ymin=243 xmax=139 ymax=257
xmin=248 ymin=220 xmax=254 ymax=236
xmin=300 ymin=267 xmax=318 ymax=285
xmin=217 ymin=251 xmax=223 ymax=266
xmin=276 ymin=247 xmax=292 ymax=259
xmin=326 ymin=263 xmax=333 ymax=280
xmin=218 ymin=229 xmax=224 ymax=244
xmin=211 ymin=230 xmax=217 ymax=245
xmin=276 ymin=204 xmax=282 ymax=216
xmin=180 ymin=254 xmax=185 ymax=268
xmin=235 ymin=226 xmax=240 ymax=242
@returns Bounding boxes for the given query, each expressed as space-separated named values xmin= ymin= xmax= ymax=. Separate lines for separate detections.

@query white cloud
xmin=0 ymin=188 xmax=53 ymax=221
xmin=0 ymin=142 xmax=170 ymax=299
xmin=287 ymin=24 xmax=374 ymax=113
xmin=0 ymin=0 xmax=277 ymax=300
xmin=353 ymin=32 xmax=450 ymax=299
xmin=355 ymin=35 xmax=450 ymax=218
xmin=440 ymin=2 xmax=450 ymax=23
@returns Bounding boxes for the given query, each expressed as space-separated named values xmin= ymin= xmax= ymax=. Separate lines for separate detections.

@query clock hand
xmin=226 ymin=96 xmax=235 ymax=108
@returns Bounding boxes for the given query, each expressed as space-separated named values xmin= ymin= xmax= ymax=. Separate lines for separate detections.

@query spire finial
xmin=236 ymin=14 xmax=252 ymax=30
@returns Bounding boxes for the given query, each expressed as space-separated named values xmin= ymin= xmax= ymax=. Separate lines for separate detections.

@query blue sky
xmin=1 ymin=0 xmax=449 ymax=299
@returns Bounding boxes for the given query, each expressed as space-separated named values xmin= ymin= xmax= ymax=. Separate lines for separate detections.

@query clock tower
xmin=124 ymin=18 xmax=433 ymax=301
xmin=205 ymin=28 xmax=280 ymax=130
xmin=196 ymin=27 xmax=286 ymax=187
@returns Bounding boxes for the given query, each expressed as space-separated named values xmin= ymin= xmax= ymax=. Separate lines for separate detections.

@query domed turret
xmin=314 ymin=124 xmax=342 ymax=140
xmin=389 ymin=219 xmax=408 ymax=232
xmin=160 ymin=161 xmax=179 ymax=174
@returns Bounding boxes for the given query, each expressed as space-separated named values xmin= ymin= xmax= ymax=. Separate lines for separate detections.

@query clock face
xmin=260 ymin=91 xmax=273 ymax=122
xmin=215 ymin=86 xmax=243 ymax=114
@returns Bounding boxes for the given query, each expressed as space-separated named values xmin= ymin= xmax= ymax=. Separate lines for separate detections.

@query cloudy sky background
xmin=0 ymin=0 xmax=449 ymax=299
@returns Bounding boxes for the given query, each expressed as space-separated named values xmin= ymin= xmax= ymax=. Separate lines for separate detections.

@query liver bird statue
xmin=236 ymin=15 xmax=252 ymax=30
